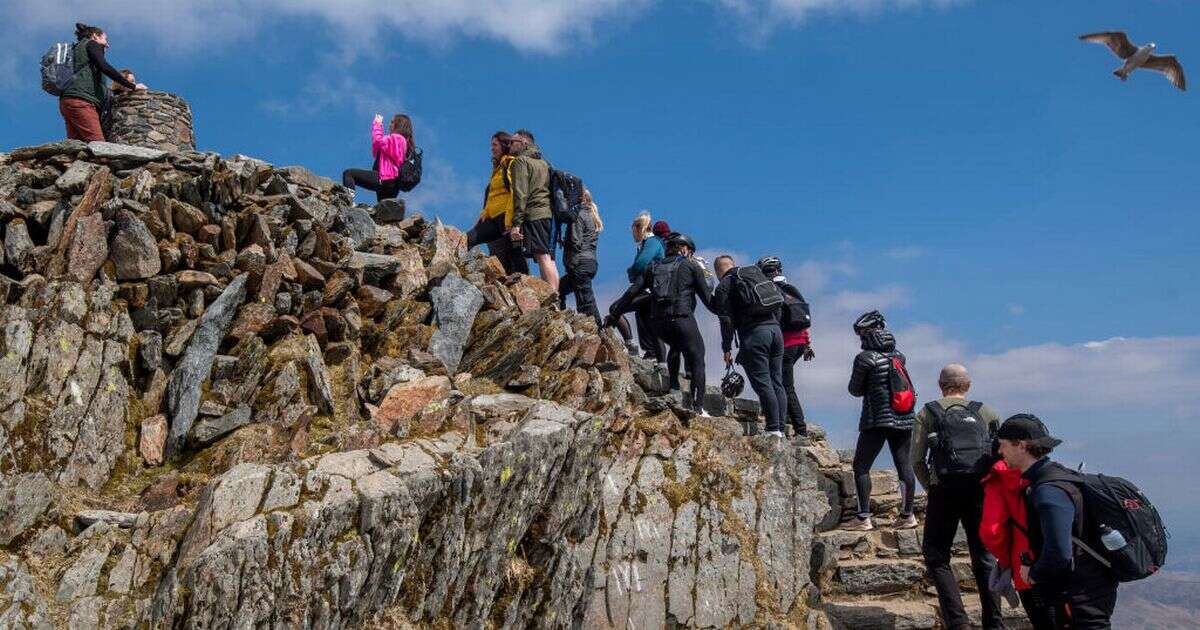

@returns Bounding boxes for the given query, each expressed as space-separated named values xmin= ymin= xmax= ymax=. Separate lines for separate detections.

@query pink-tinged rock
xmin=139 ymin=415 xmax=168 ymax=467
xmin=66 ymin=213 xmax=108 ymax=283
xmin=575 ymin=334 xmax=602 ymax=367
xmin=176 ymin=270 xmax=218 ymax=289
xmin=390 ymin=246 xmax=427 ymax=298
xmin=509 ymin=275 xmax=555 ymax=314
xmin=229 ymin=302 xmax=276 ymax=340
xmin=372 ymin=375 xmax=452 ymax=433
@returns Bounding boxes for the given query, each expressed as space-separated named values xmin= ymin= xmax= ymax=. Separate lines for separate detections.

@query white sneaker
xmin=894 ymin=514 xmax=919 ymax=530
xmin=765 ymin=430 xmax=785 ymax=438
xmin=842 ymin=516 xmax=874 ymax=532
xmin=699 ymin=409 xmax=712 ymax=418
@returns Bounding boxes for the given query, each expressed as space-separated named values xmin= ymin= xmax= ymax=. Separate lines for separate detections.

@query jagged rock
xmin=335 ymin=206 xmax=376 ymax=251
xmin=65 ymin=212 xmax=108 ymax=283
xmin=0 ymin=473 xmax=53 ymax=545
xmin=293 ymin=258 xmax=325 ymax=288
xmin=0 ymin=558 xmax=53 ymax=629
xmin=8 ymin=139 xmax=87 ymax=162
xmin=347 ymin=251 xmax=401 ymax=287
xmin=229 ymin=302 xmax=275 ymax=340
xmin=322 ymin=270 xmax=355 ymax=306
xmin=191 ymin=404 xmax=252 ymax=446
xmin=428 ymin=273 xmax=484 ymax=376
xmin=425 ymin=219 xmax=467 ymax=279
xmin=110 ymin=209 xmax=161 ymax=279
xmin=301 ymin=335 xmax=335 ymax=414
xmin=171 ymin=200 xmax=208 ymax=236
xmin=87 ymin=141 xmax=167 ymax=161
xmin=165 ymin=274 xmax=248 ymax=458
xmin=74 ymin=510 xmax=140 ymax=530
xmin=176 ymin=269 xmax=218 ymax=289
xmin=509 ymin=274 xmax=555 ymax=313
xmin=140 ymin=415 xmax=168 ymax=466
xmin=4 ymin=219 xmax=33 ymax=271
xmin=372 ymin=375 xmax=452 ymax=433
xmin=55 ymin=161 xmax=100 ymax=194
xmin=390 ymin=245 xmax=427 ymax=298
xmin=374 ymin=198 xmax=406 ymax=223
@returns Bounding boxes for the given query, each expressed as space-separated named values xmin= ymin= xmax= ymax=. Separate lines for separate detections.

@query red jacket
xmin=980 ymin=459 xmax=1035 ymax=590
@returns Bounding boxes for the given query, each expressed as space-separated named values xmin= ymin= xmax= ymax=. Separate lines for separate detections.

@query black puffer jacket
xmin=848 ymin=329 xmax=916 ymax=431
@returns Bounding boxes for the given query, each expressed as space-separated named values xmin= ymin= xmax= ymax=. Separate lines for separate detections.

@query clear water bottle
xmin=1100 ymin=525 xmax=1127 ymax=551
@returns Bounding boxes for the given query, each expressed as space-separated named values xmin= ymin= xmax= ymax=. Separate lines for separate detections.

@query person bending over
xmin=342 ymin=113 xmax=412 ymax=203
xmin=60 ymin=23 xmax=145 ymax=142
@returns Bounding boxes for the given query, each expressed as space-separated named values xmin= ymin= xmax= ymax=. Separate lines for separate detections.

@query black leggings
xmin=467 ymin=216 xmax=529 ymax=275
xmin=560 ymin=258 xmax=600 ymax=325
xmin=852 ymin=428 xmax=916 ymax=519
xmin=652 ymin=316 xmax=706 ymax=410
xmin=782 ymin=344 xmax=807 ymax=432
xmin=342 ymin=168 xmax=400 ymax=202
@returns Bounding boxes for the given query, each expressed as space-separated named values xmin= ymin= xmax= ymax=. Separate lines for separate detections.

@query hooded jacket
xmin=370 ymin=119 xmax=408 ymax=182
xmin=510 ymin=144 xmax=551 ymax=225
xmin=980 ymin=459 xmax=1035 ymax=590
xmin=563 ymin=206 xmax=599 ymax=269
xmin=847 ymin=329 xmax=915 ymax=431
xmin=480 ymin=154 xmax=516 ymax=227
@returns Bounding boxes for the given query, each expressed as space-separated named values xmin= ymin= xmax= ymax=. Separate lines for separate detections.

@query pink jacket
xmin=371 ymin=119 xmax=408 ymax=182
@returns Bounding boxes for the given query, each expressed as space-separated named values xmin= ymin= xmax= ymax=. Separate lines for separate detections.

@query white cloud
xmin=1007 ymin=303 xmax=1025 ymax=316
xmin=716 ymin=0 xmax=968 ymax=40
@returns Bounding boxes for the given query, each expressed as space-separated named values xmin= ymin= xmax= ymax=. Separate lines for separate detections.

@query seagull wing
xmin=1143 ymin=55 xmax=1187 ymax=91
xmin=1079 ymin=32 xmax=1138 ymax=59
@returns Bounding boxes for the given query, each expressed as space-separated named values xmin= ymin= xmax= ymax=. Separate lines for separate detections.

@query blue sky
xmin=3 ymin=1 xmax=1198 ymax=545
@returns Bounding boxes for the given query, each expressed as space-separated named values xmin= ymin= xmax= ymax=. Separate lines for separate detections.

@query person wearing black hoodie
xmin=845 ymin=310 xmax=918 ymax=531
xmin=612 ymin=233 xmax=715 ymax=412
xmin=559 ymin=188 xmax=603 ymax=325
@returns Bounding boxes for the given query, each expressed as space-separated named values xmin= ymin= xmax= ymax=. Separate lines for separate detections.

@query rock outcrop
xmin=0 ymin=140 xmax=1025 ymax=628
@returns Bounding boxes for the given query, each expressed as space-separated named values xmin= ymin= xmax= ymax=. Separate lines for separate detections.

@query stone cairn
xmin=0 ymin=130 xmax=1034 ymax=627
xmin=107 ymin=90 xmax=195 ymax=153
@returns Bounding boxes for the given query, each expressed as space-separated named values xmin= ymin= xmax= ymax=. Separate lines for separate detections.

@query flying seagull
xmin=1079 ymin=32 xmax=1186 ymax=91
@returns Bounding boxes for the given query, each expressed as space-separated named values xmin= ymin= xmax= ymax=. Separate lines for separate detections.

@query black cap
xmin=996 ymin=414 xmax=1063 ymax=448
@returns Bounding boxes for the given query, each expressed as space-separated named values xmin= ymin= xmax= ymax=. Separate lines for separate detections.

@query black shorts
xmin=522 ymin=218 xmax=554 ymax=257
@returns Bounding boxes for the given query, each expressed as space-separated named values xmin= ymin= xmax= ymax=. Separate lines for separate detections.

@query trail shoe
xmin=842 ymin=516 xmax=874 ymax=531
xmin=765 ymin=430 xmax=786 ymax=438
xmin=894 ymin=514 xmax=919 ymax=530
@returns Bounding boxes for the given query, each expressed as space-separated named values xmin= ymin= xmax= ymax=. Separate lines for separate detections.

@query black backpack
xmin=926 ymin=401 xmax=992 ymax=478
xmin=777 ymin=283 xmax=811 ymax=332
xmin=548 ymin=168 xmax=585 ymax=224
xmin=41 ymin=42 xmax=80 ymax=96
xmin=731 ymin=265 xmax=783 ymax=318
xmin=1037 ymin=472 xmax=1169 ymax=582
xmin=396 ymin=146 xmax=422 ymax=192
xmin=649 ymin=258 xmax=687 ymax=318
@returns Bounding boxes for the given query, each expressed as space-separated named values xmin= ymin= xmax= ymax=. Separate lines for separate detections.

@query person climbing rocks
xmin=610 ymin=212 xmax=666 ymax=362
xmin=467 ymin=131 xmax=528 ymax=275
xmin=757 ymin=255 xmax=813 ymax=438
xmin=911 ymin=363 xmax=1006 ymax=630
xmin=559 ymin=188 xmax=603 ymax=324
xmin=342 ymin=113 xmax=411 ymax=203
xmin=845 ymin=310 xmax=917 ymax=531
xmin=59 ymin=23 xmax=145 ymax=142
xmin=612 ymin=232 xmax=716 ymax=413
xmin=506 ymin=129 xmax=558 ymax=292
xmin=713 ymin=254 xmax=789 ymax=437
xmin=998 ymin=415 xmax=1120 ymax=629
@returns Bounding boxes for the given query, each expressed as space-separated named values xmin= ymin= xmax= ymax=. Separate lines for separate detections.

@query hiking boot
xmin=842 ymin=516 xmax=874 ymax=532
xmin=765 ymin=430 xmax=786 ymax=438
xmin=893 ymin=514 xmax=919 ymax=530
xmin=624 ymin=341 xmax=640 ymax=355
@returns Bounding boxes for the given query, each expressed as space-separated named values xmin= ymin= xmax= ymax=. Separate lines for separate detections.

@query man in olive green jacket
xmin=506 ymin=130 xmax=558 ymax=291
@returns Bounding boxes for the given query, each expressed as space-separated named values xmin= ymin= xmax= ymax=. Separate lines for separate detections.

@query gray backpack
xmin=42 ymin=42 xmax=80 ymax=96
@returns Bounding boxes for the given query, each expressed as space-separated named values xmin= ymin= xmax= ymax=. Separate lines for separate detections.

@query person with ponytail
xmin=342 ymin=113 xmax=412 ymax=203
xmin=59 ymin=23 xmax=145 ymax=142
xmin=559 ymin=188 xmax=604 ymax=324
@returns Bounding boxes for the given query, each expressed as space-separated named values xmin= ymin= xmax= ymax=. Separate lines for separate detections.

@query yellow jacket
xmin=480 ymin=155 xmax=515 ymax=227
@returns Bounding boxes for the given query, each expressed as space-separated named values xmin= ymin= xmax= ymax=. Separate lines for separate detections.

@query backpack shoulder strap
xmin=924 ymin=401 xmax=946 ymax=432
xmin=967 ymin=401 xmax=984 ymax=414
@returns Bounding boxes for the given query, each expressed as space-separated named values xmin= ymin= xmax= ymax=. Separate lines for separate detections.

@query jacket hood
xmin=518 ymin=144 xmax=543 ymax=160
xmin=860 ymin=329 xmax=895 ymax=352
xmin=982 ymin=459 xmax=1028 ymax=491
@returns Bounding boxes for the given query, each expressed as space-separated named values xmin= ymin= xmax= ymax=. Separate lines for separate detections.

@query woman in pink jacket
xmin=342 ymin=113 xmax=412 ymax=202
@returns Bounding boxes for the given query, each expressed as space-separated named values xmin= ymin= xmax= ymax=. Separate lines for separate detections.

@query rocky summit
xmin=0 ymin=141 xmax=1021 ymax=628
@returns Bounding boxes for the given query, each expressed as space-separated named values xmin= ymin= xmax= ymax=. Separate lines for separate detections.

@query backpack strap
xmin=924 ymin=401 xmax=946 ymax=432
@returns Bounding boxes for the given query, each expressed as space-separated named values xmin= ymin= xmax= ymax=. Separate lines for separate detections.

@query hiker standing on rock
xmin=506 ymin=129 xmax=558 ymax=292
xmin=342 ymin=113 xmax=411 ymax=203
xmin=714 ymin=255 xmax=789 ymax=437
xmin=559 ymin=188 xmax=604 ymax=325
xmin=606 ymin=212 xmax=667 ymax=361
xmin=467 ymin=131 xmax=528 ymax=274
xmin=59 ymin=23 xmax=144 ymax=142
xmin=911 ymin=364 xmax=1006 ymax=630
xmin=757 ymin=255 xmax=813 ymax=438
xmin=845 ymin=310 xmax=918 ymax=531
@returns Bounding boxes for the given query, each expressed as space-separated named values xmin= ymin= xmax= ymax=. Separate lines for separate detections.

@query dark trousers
xmin=1019 ymin=588 xmax=1062 ymax=630
xmin=468 ymin=216 xmax=529 ymax=275
xmin=923 ymin=481 xmax=1005 ymax=630
xmin=653 ymin=316 xmax=706 ymax=410
xmin=342 ymin=168 xmax=400 ymax=202
xmin=736 ymin=324 xmax=788 ymax=432
xmin=608 ymin=314 xmax=634 ymax=343
xmin=852 ymin=428 xmax=916 ymax=518
xmin=635 ymin=304 xmax=666 ymax=362
xmin=782 ymin=344 xmax=807 ymax=434
xmin=560 ymin=258 xmax=600 ymax=324
xmin=1034 ymin=582 xmax=1117 ymax=629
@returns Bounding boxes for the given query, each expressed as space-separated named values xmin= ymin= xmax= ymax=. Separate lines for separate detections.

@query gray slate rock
xmin=347 ymin=252 xmax=402 ymax=286
xmin=301 ymin=335 xmax=335 ymax=414
xmin=190 ymin=404 xmax=252 ymax=446
xmin=0 ymin=473 xmax=53 ymax=545
xmin=87 ymin=141 xmax=167 ymax=162
xmin=7 ymin=139 xmax=87 ymax=162
xmin=74 ymin=510 xmax=139 ymax=530
xmin=109 ymin=210 xmax=161 ymax=279
xmin=54 ymin=161 xmax=100 ymax=194
xmin=428 ymin=273 xmax=484 ymax=375
xmin=334 ymin=207 xmax=376 ymax=251
xmin=165 ymin=274 xmax=248 ymax=458
xmin=374 ymin=198 xmax=406 ymax=223
xmin=4 ymin=220 xmax=33 ymax=271
xmin=0 ymin=558 xmax=53 ymax=629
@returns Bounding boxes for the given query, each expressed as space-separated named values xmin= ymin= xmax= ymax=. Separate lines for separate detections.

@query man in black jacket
xmin=713 ymin=255 xmax=788 ymax=437
xmin=998 ymin=415 xmax=1119 ymax=629
xmin=845 ymin=310 xmax=917 ymax=531
xmin=611 ymin=233 xmax=715 ymax=412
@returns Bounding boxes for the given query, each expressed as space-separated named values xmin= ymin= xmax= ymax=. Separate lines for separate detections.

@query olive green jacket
xmin=509 ymin=144 xmax=551 ymax=225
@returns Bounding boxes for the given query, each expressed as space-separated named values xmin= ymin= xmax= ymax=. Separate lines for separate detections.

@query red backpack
xmin=888 ymin=356 xmax=916 ymax=414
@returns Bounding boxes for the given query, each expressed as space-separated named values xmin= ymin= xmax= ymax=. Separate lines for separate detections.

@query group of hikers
xmin=44 ymin=23 xmax=1164 ymax=630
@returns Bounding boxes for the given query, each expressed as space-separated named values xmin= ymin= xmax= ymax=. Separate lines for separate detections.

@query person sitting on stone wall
xmin=60 ymin=23 xmax=146 ymax=142
xmin=342 ymin=113 xmax=412 ymax=203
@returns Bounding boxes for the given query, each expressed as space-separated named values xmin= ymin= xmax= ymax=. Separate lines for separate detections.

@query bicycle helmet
xmin=853 ymin=310 xmax=886 ymax=336
xmin=756 ymin=255 xmax=782 ymax=275
xmin=721 ymin=366 xmax=745 ymax=398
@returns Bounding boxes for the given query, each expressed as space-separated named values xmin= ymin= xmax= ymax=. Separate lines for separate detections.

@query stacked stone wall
xmin=108 ymin=90 xmax=195 ymax=153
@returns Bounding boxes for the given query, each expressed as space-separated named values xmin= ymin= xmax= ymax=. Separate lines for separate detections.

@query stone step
xmin=823 ymin=599 xmax=940 ymax=630
xmin=834 ymin=558 xmax=926 ymax=596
